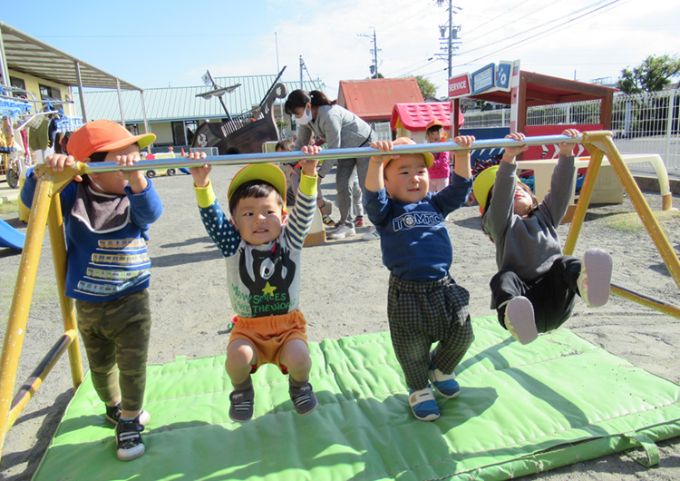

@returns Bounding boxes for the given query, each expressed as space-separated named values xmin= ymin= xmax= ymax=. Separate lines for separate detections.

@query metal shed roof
xmin=0 ymin=22 xmax=140 ymax=90
xmin=75 ymin=77 xmax=322 ymax=122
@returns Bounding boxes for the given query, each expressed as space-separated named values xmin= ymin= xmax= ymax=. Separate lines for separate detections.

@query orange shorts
xmin=228 ymin=310 xmax=307 ymax=373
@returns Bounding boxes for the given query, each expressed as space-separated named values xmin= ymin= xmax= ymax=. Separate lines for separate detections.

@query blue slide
xmin=0 ymin=218 xmax=25 ymax=251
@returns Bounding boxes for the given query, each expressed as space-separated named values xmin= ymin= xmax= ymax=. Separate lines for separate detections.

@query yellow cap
xmin=471 ymin=165 xmax=499 ymax=214
xmin=228 ymin=163 xmax=287 ymax=205
xmin=383 ymin=137 xmax=435 ymax=168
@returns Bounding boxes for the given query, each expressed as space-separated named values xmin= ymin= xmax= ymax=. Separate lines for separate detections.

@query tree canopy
xmin=415 ymin=76 xmax=437 ymax=100
xmin=617 ymin=54 xmax=680 ymax=94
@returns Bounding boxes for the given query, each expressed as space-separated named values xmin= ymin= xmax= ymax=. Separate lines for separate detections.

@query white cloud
xmin=186 ymin=0 xmax=680 ymax=98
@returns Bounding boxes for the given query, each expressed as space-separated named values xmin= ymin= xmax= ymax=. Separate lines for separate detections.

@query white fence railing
xmin=461 ymin=89 xmax=680 ymax=177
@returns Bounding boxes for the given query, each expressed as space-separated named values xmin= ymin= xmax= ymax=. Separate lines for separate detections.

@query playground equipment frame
xmin=1 ymin=131 xmax=678 ymax=461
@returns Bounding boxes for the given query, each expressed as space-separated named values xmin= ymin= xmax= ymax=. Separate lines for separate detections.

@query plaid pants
xmin=387 ymin=274 xmax=474 ymax=391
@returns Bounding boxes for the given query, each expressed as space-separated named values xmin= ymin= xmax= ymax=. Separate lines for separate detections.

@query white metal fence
xmin=461 ymin=89 xmax=680 ymax=177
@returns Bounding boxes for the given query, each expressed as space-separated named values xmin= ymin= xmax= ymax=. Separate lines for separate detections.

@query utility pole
xmin=435 ymin=0 xmax=462 ymax=79
xmin=360 ymin=28 xmax=381 ymax=78
xmin=299 ymin=55 xmax=304 ymax=89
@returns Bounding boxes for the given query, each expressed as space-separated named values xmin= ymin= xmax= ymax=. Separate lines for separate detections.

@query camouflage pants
xmin=76 ymin=289 xmax=151 ymax=411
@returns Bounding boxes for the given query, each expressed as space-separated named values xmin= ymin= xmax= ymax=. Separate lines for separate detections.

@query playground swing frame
xmin=1 ymin=130 xmax=678 ymax=462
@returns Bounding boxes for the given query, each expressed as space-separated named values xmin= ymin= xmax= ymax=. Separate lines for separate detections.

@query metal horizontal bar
xmin=83 ymin=134 xmax=584 ymax=174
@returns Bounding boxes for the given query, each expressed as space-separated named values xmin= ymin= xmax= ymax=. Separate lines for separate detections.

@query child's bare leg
xmin=280 ymin=339 xmax=311 ymax=382
xmin=227 ymin=339 xmax=256 ymax=386
xmin=226 ymin=339 xmax=256 ymax=422
xmin=280 ymin=339 xmax=317 ymax=415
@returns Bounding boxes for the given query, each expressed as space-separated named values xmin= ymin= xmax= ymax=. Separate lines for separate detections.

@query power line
xmin=452 ymin=0 xmax=624 ymax=68
xmin=463 ymin=0 xmax=563 ymax=44
xmin=457 ymin=0 xmax=616 ymax=59
xmin=398 ymin=0 xmax=623 ymax=80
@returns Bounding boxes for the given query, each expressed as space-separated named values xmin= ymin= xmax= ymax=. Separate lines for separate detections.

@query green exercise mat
xmin=32 ymin=316 xmax=680 ymax=480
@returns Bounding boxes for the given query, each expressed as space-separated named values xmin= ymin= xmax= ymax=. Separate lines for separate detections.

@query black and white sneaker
xmin=115 ymin=417 xmax=145 ymax=461
xmin=290 ymin=382 xmax=318 ymax=415
xmin=229 ymin=385 xmax=255 ymax=422
xmin=105 ymin=403 xmax=150 ymax=426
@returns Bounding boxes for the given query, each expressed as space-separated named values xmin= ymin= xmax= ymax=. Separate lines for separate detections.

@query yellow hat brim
xmin=471 ymin=165 xmax=499 ymax=214
xmin=228 ymin=163 xmax=287 ymax=205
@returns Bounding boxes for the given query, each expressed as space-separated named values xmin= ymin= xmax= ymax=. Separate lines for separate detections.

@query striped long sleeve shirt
xmin=194 ymin=174 xmax=317 ymax=317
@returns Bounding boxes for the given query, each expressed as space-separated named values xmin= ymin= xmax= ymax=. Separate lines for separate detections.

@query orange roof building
xmin=337 ymin=78 xmax=424 ymax=122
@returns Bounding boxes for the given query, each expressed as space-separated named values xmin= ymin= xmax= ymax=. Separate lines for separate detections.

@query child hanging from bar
xmin=20 ymin=120 xmax=163 ymax=461
xmin=187 ymin=147 xmax=320 ymax=422
xmin=364 ymin=135 xmax=475 ymax=422
xmin=472 ymin=129 xmax=613 ymax=345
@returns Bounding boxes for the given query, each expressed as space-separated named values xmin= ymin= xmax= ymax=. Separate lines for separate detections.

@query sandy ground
xmin=1 ymin=166 xmax=679 ymax=480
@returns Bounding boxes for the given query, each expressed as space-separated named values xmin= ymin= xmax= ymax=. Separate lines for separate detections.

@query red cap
xmin=67 ymin=120 xmax=156 ymax=161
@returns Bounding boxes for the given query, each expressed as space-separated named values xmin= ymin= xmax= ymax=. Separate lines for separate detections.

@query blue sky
xmin=4 ymin=0 xmax=679 ymax=97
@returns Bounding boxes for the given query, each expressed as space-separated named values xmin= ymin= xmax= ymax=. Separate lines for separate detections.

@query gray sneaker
xmin=326 ymin=224 xmax=355 ymax=240
xmin=504 ymin=296 xmax=538 ymax=344
xmin=229 ymin=385 xmax=255 ymax=422
xmin=290 ymin=382 xmax=318 ymax=415
xmin=361 ymin=227 xmax=380 ymax=241
xmin=577 ymin=248 xmax=613 ymax=307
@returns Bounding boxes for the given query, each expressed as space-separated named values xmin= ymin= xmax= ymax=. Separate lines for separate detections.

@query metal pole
xmin=116 ymin=78 xmax=125 ymax=126
xmin=0 ymin=25 xmax=11 ymax=87
xmin=663 ymin=90 xmax=675 ymax=164
xmin=373 ymin=28 xmax=379 ymax=78
xmin=74 ymin=61 xmax=88 ymax=122
xmin=447 ymin=0 xmax=453 ymax=79
xmin=139 ymin=90 xmax=151 ymax=138
xmin=0 ymin=179 xmax=53 ymax=457
xmin=299 ymin=55 xmax=304 ymax=89
xmin=82 ymin=134 xmax=585 ymax=174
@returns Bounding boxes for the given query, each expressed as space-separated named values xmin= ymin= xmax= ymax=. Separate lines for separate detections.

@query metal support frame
xmin=74 ymin=61 xmax=88 ymax=122
xmin=116 ymin=78 xmax=125 ymax=125
xmin=1 ymin=131 xmax=678 ymax=463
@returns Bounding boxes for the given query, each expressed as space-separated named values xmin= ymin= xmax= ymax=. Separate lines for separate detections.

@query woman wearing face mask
xmin=284 ymin=89 xmax=376 ymax=240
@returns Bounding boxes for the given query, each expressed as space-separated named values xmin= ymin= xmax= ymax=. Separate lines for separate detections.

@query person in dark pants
xmin=365 ymin=136 xmax=476 ymax=422
xmin=472 ymin=129 xmax=613 ymax=345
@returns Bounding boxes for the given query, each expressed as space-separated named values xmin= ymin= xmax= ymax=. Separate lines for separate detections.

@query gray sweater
xmin=483 ymin=155 xmax=576 ymax=289
xmin=293 ymin=104 xmax=373 ymax=177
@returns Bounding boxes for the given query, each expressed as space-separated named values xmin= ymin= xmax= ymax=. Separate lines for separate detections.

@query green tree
xmin=617 ymin=54 xmax=680 ymax=94
xmin=415 ymin=76 xmax=437 ymax=99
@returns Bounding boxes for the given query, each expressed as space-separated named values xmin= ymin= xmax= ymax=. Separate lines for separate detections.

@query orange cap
xmin=425 ymin=119 xmax=445 ymax=131
xmin=67 ymin=120 xmax=156 ymax=161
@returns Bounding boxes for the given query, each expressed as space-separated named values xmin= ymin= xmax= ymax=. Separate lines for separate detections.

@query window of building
xmin=39 ymin=84 xmax=62 ymax=109
xmin=9 ymin=77 xmax=27 ymax=98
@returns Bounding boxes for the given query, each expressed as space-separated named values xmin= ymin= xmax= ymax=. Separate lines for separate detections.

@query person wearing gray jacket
xmin=472 ymin=130 xmax=613 ymax=345
xmin=285 ymin=89 xmax=375 ymax=240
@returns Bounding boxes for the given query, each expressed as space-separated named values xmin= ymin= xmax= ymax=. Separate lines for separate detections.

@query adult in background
xmin=285 ymin=89 xmax=377 ymax=240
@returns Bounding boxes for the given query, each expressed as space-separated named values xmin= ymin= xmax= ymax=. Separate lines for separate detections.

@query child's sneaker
xmin=360 ymin=226 xmax=380 ymax=241
xmin=229 ymin=385 xmax=255 ymax=422
xmin=428 ymin=369 xmax=460 ymax=398
xmin=354 ymin=216 xmax=364 ymax=228
xmin=408 ymin=387 xmax=440 ymax=421
xmin=289 ymin=382 xmax=318 ymax=415
xmin=326 ymin=224 xmax=355 ymax=240
xmin=504 ymin=296 xmax=538 ymax=344
xmin=115 ymin=417 xmax=145 ymax=461
xmin=578 ymin=248 xmax=613 ymax=307
xmin=105 ymin=404 xmax=150 ymax=426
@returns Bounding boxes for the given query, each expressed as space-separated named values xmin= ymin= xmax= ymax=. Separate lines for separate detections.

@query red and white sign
xmin=448 ymin=74 xmax=470 ymax=99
